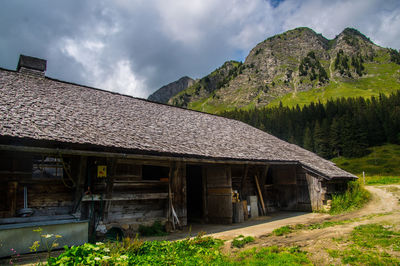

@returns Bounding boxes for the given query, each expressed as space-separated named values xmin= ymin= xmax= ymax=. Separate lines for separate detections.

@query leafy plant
xmin=329 ymin=181 xmax=371 ymax=214
xmin=29 ymin=227 xmax=62 ymax=263
xmin=231 ymin=235 xmax=255 ymax=248
xmin=49 ymin=233 xmax=225 ymax=265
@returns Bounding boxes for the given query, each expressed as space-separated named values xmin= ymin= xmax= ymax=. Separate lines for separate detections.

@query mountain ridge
xmin=160 ymin=27 xmax=400 ymax=113
xmin=148 ymin=76 xmax=194 ymax=104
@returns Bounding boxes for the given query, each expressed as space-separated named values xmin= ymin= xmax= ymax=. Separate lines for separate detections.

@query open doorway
xmin=186 ymin=165 xmax=203 ymax=223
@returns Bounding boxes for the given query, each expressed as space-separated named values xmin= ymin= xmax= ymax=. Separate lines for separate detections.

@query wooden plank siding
xmin=205 ymin=165 xmax=232 ymax=224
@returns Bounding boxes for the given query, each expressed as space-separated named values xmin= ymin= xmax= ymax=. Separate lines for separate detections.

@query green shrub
xmin=272 ymin=225 xmax=293 ymax=236
xmin=48 ymin=234 xmax=224 ymax=265
xmin=138 ymin=221 xmax=167 ymax=236
xmin=329 ymin=181 xmax=371 ymax=214
xmin=231 ymin=235 xmax=255 ymax=248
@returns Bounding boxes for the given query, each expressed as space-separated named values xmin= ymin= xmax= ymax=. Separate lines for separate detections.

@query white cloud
xmin=2 ymin=0 xmax=399 ymax=99
xmin=60 ymin=37 xmax=145 ymax=97
xmin=100 ymin=60 xmax=147 ymax=98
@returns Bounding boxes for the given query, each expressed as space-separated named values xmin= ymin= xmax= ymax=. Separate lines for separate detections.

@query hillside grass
xmin=332 ymin=144 xmax=400 ymax=185
xmin=268 ymin=61 xmax=400 ymax=108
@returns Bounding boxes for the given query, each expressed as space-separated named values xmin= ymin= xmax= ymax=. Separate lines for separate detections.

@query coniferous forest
xmin=221 ymin=91 xmax=400 ymax=159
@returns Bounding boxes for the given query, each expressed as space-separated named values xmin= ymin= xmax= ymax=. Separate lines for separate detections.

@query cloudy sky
xmin=1 ymin=0 xmax=399 ymax=98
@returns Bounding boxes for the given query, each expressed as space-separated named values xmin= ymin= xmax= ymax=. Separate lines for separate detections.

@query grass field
xmin=268 ymin=61 xmax=400 ymax=108
xmin=331 ymin=144 xmax=400 ymax=185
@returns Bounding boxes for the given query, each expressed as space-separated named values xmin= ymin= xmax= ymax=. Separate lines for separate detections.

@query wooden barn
xmin=0 ymin=55 xmax=356 ymax=256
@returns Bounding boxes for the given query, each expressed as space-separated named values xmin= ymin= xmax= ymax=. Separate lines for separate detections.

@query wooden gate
xmin=205 ymin=165 xmax=232 ymax=224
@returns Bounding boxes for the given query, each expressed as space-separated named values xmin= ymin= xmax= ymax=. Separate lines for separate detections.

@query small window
xmin=32 ymin=156 xmax=64 ymax=178
xmin=142 ymin=165 xmax=169 ymax=181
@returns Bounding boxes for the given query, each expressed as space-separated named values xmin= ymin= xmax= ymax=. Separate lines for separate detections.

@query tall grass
xmin=329 ymin=181 xmax=371 ymax=215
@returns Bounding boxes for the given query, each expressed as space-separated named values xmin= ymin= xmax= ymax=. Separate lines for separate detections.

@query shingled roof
xmin=0 ymin=66 xmax=355 ymax=179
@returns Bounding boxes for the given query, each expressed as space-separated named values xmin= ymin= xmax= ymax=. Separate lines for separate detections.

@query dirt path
xmin=224 ymin=185 xmax=400 ymax=264
xmin=210 ymin=185 xmax=400 ymax=240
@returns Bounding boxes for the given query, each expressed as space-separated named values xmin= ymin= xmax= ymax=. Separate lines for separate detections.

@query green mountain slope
xmin=331 ymin=144 xmax=400 ymax=184
xmin=168 ymin=27 xmax=400 ymax=113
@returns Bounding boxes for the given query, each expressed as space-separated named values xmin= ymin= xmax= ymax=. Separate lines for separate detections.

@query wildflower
xmin=29 ymin=241 xmax=40 ymax=252
xmin=93 ymin=247 xmax=100 ymax=251
xmin=55 ymin=235 xmax=62 ymax=238
xmin=33 ymin=228 xmax=43 ymax=233
xmin=103 ymin=247 xmax=110 ymax=252
xmin=95 ymin=242 xmax=104 ymax=245
xmin=41 ymin=234 xmax=54 ymax=238
xmin=102 ymin=256 xmax=111 ymax=260
xmin=120 ymin=255 xmax=128 ymax=260
xmin=94 ymin=257 xmax=101 ymax=261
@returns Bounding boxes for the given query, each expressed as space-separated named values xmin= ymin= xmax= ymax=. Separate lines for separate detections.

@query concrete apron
xmin=0 ymin=219 xmax=88 ymax=258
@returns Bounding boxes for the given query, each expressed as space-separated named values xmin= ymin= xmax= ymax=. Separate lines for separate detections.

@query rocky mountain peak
xmin=148 ymin=76 xmax=194 ymax=104
xmin=166 ymin=27 xmax=398 ymax=113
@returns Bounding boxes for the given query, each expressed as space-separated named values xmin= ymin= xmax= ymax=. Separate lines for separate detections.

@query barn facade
xmin=0 ymin=55 xmax=356 ymax=257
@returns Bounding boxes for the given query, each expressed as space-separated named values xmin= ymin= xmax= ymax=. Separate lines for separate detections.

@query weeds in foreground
xmin=230 ymin=246 xmax=312 ymax=265
xmin=272 ymin=225 xmax=293 ymax=236
xmin=327 ymin=223 xmax=400 ymax=265
xmin=231 ymin=235 xmax=255 ymax=248
xmin=329 ymin=181 xmax=371 ymax=214
xmin=48 ymin=233 xmax=224 ymax=265
xmin=29 ymin=228 xmax=62 ymax=264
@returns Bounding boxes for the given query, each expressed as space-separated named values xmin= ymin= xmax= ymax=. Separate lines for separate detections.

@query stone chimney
xmin=17 ymin=54 xmax=47 ymax=76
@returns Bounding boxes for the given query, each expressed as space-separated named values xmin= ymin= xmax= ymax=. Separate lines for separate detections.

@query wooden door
xmin=306 ymin=173 xmax=322 ymax=211
xmin=205 ymin=165 xmax=232 ymax=224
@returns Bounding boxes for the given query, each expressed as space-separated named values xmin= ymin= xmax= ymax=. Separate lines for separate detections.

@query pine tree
xmin=330 ymin=117 xmax=342 ymax=157
xmin=303 ymin=126 xmax=314 ymax=152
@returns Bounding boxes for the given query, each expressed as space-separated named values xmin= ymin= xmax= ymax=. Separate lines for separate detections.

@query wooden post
xmin=240 ymin=165 xmax=249 ymax=199
xmin=254 ymin=175 xmax=266 ymax=215
xmin=73 ymin=156 xmax=87 ymax=217
xmin=202 ymin=166 xmax=208 ymax=222
xmin=167 ymin=163 xmax=174 ymax=223
xmin=103 ymin=158 xmax=116 ymax=222
xmin=171 ymin=161 xmax=187 ymax=227
xmin=260 ymin=165 xmax=270 ymax=187
xmin=7 ymin=182 xmax=18 ymax=217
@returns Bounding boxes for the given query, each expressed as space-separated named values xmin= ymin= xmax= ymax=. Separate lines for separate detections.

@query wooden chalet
xmin=0 ymin=55 xmax=356 ymax=257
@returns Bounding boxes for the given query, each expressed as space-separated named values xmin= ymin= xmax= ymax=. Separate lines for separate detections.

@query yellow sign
xmin=97 ymin=165 xmax=107 ymax=178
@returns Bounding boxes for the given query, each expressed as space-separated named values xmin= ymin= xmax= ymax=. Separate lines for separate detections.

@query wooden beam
xmin=254 ymin=175 xmax=266 ymax=215
xmin=72 ymin=156 xmax=87 ymax=215
xmin=240 ymin=165 xmax=249 ymax=199
xmin=202 ymin=166 xmax=208 ymax=222
xmin=0 ymin=214 xmax=76 ymax=225
xmin=7 ymin=182 xmax=18 ymax=217
xmin=81 ymin=193 xmax=170 ymax=201
xmin=0 ymin=144 xmax=299 ymax=166
xmin=103 ymin=158 xmax=116 ymax=222
xmin=259 ymin=165 xmax=270 ymax=187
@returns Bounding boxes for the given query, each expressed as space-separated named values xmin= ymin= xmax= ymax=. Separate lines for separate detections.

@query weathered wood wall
xmin=84 ymin=157 xmax=173 ymax=233
xmin=0 ymin=151 xmax=75 ymax=218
